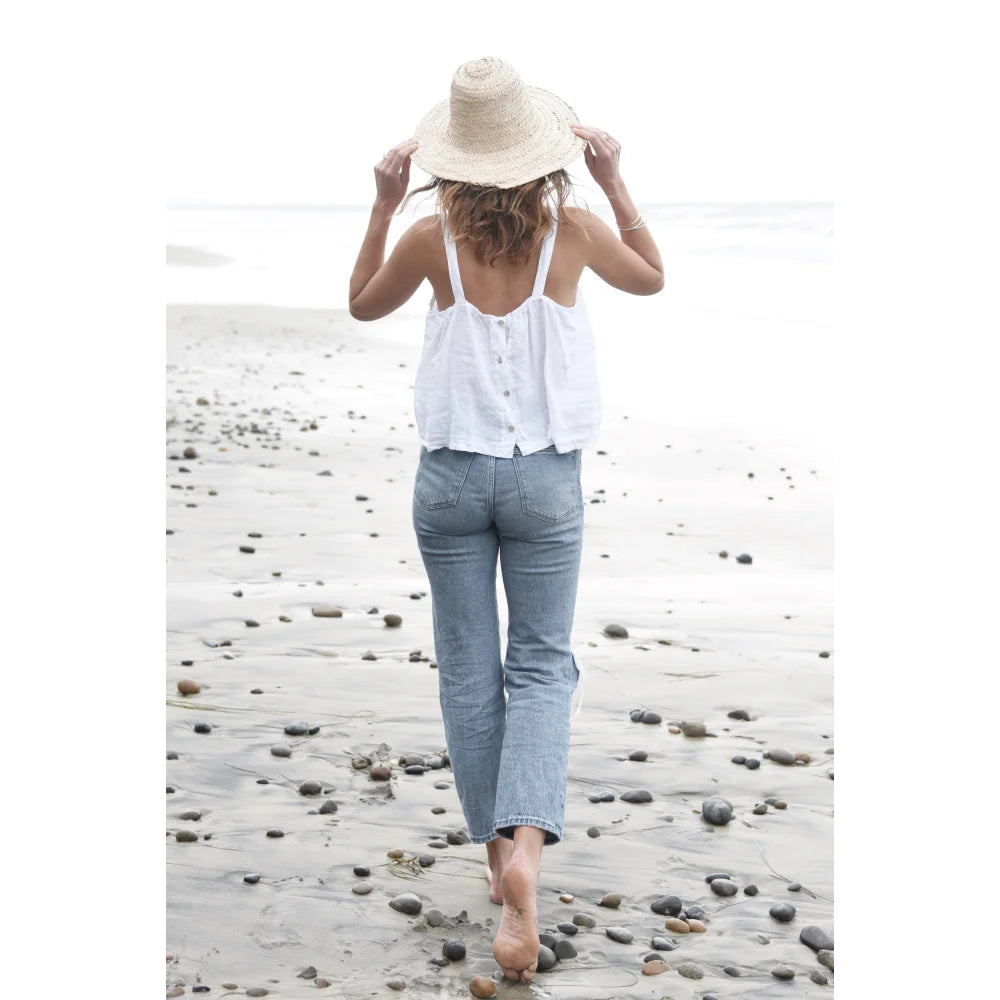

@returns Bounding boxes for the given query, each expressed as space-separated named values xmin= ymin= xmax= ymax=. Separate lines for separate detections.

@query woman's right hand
xmin=570 ymin=124 xmax=622 ymax=191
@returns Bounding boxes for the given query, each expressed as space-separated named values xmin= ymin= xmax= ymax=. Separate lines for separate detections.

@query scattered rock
xmin=271 ymin=744 xmax=292 ymax=758
xmin=728 ymin=708 xmax=751 ymax=720
xmin=710 ymin=879 xmax=738 ymax=896
xmin=650 ymin=936 xmax=676 ymax=951
xmin=764 ymin=748 xmax=796 ymax=766
xmin=620 ymin=789 xmax=653 ymax=803
xmin=318 ymin=799 xmax=338 ymax=815
xmin=687 ymin=918 xmax=707 ymax=932
xmin=600 ymin=892 xmax=623 ymax=908
xmin=651 ymin=895 xmax=682 ymax=916
xmin=587 ymin=826 xmax=601 ymax=838
xmin=745 ymin=757 xmax=761 ymax=770
xmin=818 ymin=949 xmax=834 ymax=970
xmin=605 ymin=926 xmax=633 ymax=944
xmin=800 ymin=925 xmax=834 ymax=951
xmin=352 ymin=882 xmax=372 ymax=895
xmin=744 ymin=884 xmax=759 ymax=895
xmin=736 ymin=552 xmax=753 ymax=564
xmin=299 ymin=781 xmax=323 ymax=796
xmin=770 ymin=903 xmax=796 ymax=922
xmin=772 ymin=967 xmax=795 ymax=980
xmin=370 ymin=764 xmax=392 ymax=781
xmin=536 ymin=944 xmax=558 ymax=972
xmin=676 ymin=961 xmax=704 ymax=979
xmin=664 ymin=917 xmax=690 ymax=934
xmin=388 ymin=892 xmax=422 ymax=916
xmin=553 ymin=938 xmax=577 ymax=959
xmin=469 ymin=976 xmax=496 ymax=998
xmin=425 ymin=908 xmax=445 ymax=927
xmin=243 ymin=874 xmax=261 ymax=884
xmin=174 ymin=830 xmax=198 ymax=843
xmin=680 ymin=720 xmax=707 ymax=737
xmin=603 ymin=623 xmax=628 ymax=638
xmin=177 ymin=679 xmax=200 ymax=695
xmin=701 ymin=795 xmax=733 ymax=825
xmin=811 ymin=970 xmax=829 ymax=984
xmin=265 ymin=829 xmax=284 ymax=838
xmin=311 ymin=605 xmax=342 ymax=618
xmin=572 ymin=913 xmax=596 ymax=928
xmin=193 ymin=722 xmax=212 ymax=734
xmin=753 ymin=803 xmax=769 ymax=815
xmin=443 ymin=939 xmax=466 ymax=960
xmin=628 ymin=749 xmax=648 ymax=761
xmin=642 ymin=960 xmax=670 ymax=975
xmin=383 ymin=613 xmax=402 ymax=627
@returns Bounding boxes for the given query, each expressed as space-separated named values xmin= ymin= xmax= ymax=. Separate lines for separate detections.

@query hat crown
xmin=448 ymin=58 xmax=541 ymax=153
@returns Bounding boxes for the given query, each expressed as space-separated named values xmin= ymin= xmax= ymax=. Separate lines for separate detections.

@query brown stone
xmin=177 ymin=678 xmax=200 ymax=695
xmin=641 ymin=960 xmax=670 ymax=976
xmin=314 ymin=979 xmax=331 ymax=988
xmin=469 ymin=976 xmax=496 ymax=998
xmin=167 ymin=989 xmax=184 ymax=997
xmin=559 ymin=893 xmax=574 ymax=903
xmin=599 ymin=892 xmax=623 ymax=908
xmin=664 ymin=917 xmax=690 ymax=934
xmin=668 ymin=725 xmax=681 ymax=733
xmin=687 ymin=918 xmax=707 ymax=932
xmin=680 ymin=721 xmax=707 ymax=738
xmin=370 ymin=764 xmax=392 ymax=781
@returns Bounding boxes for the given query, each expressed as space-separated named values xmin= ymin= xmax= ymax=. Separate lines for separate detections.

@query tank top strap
xmin=531 ymin=196 xmax=559 ymax=297
xmin=441 ymin=213 xmax=466 ymax=303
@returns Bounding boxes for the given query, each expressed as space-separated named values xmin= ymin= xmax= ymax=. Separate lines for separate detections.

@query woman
xmin=348 ymin=57 xmax=663 ymax=984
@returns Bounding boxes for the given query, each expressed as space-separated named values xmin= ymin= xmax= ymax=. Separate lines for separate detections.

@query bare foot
xmin=484 ymin=838 xmax=514 ymax=904
xmin=492 ymin=853 xmax=540 ymax=982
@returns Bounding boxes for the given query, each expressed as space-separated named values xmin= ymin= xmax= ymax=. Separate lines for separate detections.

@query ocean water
xmin=166 ymin=202 xmax=833 ymax=451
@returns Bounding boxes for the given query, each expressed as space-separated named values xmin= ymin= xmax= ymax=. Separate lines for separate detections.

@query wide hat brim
xmin=411 ymin=85 xmax=588 ymax=190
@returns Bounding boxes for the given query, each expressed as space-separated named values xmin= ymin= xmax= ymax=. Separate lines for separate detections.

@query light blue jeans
xmin=412 ymin=442 xmax=584 ymax=846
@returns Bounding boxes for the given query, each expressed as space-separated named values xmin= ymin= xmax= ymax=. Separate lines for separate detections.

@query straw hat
xmin=411 ymin=57 xmax=587 ymax=189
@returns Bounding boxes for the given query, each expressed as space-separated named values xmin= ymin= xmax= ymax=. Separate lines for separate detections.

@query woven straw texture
xmin=411 ymin=57 xmax=587 ymax=189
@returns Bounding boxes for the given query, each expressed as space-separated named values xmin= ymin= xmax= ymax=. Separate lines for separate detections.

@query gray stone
xmin=553 ymin=938 xmax=577 ymax=959
xmin=556 ymin=922 xmax=578 ymax=936
xmin=318 ymin=799 xmax=338 ymax=814
xmin=352 ymin=882 xmax=372 ymax=895
xmin=640 ymin=711 xmax=662 ymax=724
xmin=536 ymin=945 xmax=558 ymax=972
xmin=283 ymin=721 xmax=310 ymax=736
xmin=388 ymin=892 xmax=422 ymax=915
xmin=650 ymin=895 xmax=683 ymax=916
xmin=710 ymin=878 xmax=738 ymax=897
xmin=386 ymin=979 xmax=406 ymax=991
xmin=770 ymin=903 xmax=796 ymax=922
xmin=299 ymin=780 xmax=322 ymax=796
xmin=604 ymin=623 xmax=629 ymax=638
xmin=424 ymin=908 xmax=445 ymax=927
xmin=818 ymin=949 xmax=834 ymax=970
xmin=270 ymin=744 xmax=292 ymax=758
xmin=605 ymin=926 xmax=633 ymax=944
xmin=680 ymin=721 xmax=706 ymax=737
xmin=620 ymin=789 xmax=653 ymax=803
xmin=764 ymin=748 xmax=796 ymax=766
xmin=445 ymin=829 xmax=470 ymax=845
xmin=587 ymin=826 xmax=601 ymax=837
xmin=811 ymin=970 xmax=829 ymax=984
xmin=572 ymin=913 xmax=596 ymax=928
xmin=442 ymin=939 xmax=466 ymax=960
xmin=676 ymin=962 xmax=704 ymax=979
xmin=728 ymin=709 xmax=751 ymax=720
xmin=772 ymin=967 xmax=795 ymax=980
xmin=800 ymin=925 xmax=834 ymax=952
xmin=650 ymin=936 xmax=676 ymax=951
xmin=701 ymin=795 xmax=733 ymax=825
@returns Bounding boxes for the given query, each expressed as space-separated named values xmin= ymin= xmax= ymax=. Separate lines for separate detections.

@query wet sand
xmin=166 ymin=302 xmax=833 ymax=997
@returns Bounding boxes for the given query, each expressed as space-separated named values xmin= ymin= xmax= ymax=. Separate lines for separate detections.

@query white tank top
xmin=414 ymin=197 xmax=602 ymax=457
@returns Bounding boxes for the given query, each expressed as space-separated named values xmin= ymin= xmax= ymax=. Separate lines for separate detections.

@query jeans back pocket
xmin=512 ymin=448 xmax=582 ymax=522
xmin=414 ymin=447 xmax=476 ymax=509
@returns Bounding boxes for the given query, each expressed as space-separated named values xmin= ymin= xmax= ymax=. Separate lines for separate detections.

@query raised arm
xmin=570 ymin=124 xmax=664 ymax=295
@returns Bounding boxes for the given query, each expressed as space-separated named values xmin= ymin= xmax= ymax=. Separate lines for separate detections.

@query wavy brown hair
xmin=398 ymin=169 xmax=581 ymax=268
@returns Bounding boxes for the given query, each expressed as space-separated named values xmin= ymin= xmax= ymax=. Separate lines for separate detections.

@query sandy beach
xmin=166 ymin=293 xmax=833 ymax=997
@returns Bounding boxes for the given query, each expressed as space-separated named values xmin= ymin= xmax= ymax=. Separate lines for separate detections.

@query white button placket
xmin=495 ymin=317 xmax=515 ymax=438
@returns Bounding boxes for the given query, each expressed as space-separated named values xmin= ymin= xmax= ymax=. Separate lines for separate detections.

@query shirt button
xmin=508 ymin=424 xmax=515 ymax=431
xmin=497 ymin=356 xmax=503 ymax=363
xmin=503 ymin=390 xmax=510 ymax=396
xmin=498 ymin=319 xmax=505 ymax=327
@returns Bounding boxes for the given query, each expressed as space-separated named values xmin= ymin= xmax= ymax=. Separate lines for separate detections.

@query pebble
xmin=604 ymin=623 xmax=628 ymax=638
xmin=469 ymin=976 xmax=496 ymax=998
xmin=221 ymin=984 xmax=238 ymax=991
xmin=167 ymin=989 xmax=184 ymax=998
xmin=446 ymin=829 xmax=470 ymax=845
xmin=405 ymin=764 xmax=425 ymax=775
xmin=175 ymin=830 xmax=198 ymax=843
xmin=387 ymin=978 xmax=406 ymax=990
xmin=318 ymin=799 xmax=338 ymax=814
xmin=388 ymin=892 xmax=422 ymax=915
xmin=244 ymin=874 xmax=261 ymax=884
xmin=246 ymin=990 xmax=269 ymax=997
xmin=434 ymin=781 xmax=451 ymax=790
xmin=352 ymin=882 xmax=372 ymax=895
xmin=744 ymin=883 xmax=759 ymax=895
xmin=723 ymin=966 xmax=741 ymax=976
xmin=736 ymin=552 xmax=752 ymax=564
xmin=705 ymin=872 xmax=731 ymax=883
xmin=620 ymin=789 xmax=653 ymax=803
xmin=370 ymin=764 xmax=392 ymax=781
xmin=179 ymin=810 xmax=201 ymax=821
xmin=629 ymin=709 xmax=644 ymax=722
xmin=811 ymin=970 xmax=829 ymax=984
xmin=800 ymin=925 xmax=834 ymax=951
xmin=788 ymin=882 xmax=802 ymax=892
xmin=605 ymin=926 xmax=633 ymax=943
xmin=710 ymin=878 xmax=737 ymax=896
xmin=771 ymin=967 xmax=795 ymax=980
xmin=442 ymin=939 xmax=466 ymax=960
xmin=775 ymin=800 xmax=788 ymax=809
xmin=193 ymin=722 xmax=212 ymax=734
xmin=299 ymin=780 xmax=323 ymax=796
xmin=424 ymin=908 xmax=445 ymax=927
xmin=426 ymin=755 xmax=444 ymax=769
xmin=640 ymin=710 xmax=661 ymax=724
xmin=731 ymin=754 xmax=746 ymax=764
xmin=265 ymin=829 xmax=284 ymax=838
xmin=431 ymin=806 xmax=446 ymax=815
xmin=556 ymin=921 xmax=577 ymax=936
xmin=745 ymin=757 xmax=761 ymax=770
xmin=245 ymin=619 xmax=260 ymax=628
xmin=818 ymin=949 xmax=834 ymax=970
xmin=353 ymin=865 xmax=370 ymax=877
xmin=728 ymin=708 xmax=751 ymax=720
xmin=651 ymin=895 xmax=682 ymax=916
xmin=687 ymin=919 xmax=707 ymax=932
xmin=764 ymin=748 xmax=796 ymax=766
xmin=177 ymin=679 xmax=200 ymax=695
xmin=796 ymin=752 xmax=812 ymax=763
xmin=558 ymin=893 xmax=574 ymax=903
xmin=680 ymin=721 xmax=706 ymax=737
xmin=166 ymin=786 xmax=175 ymax=794
xmin=668 ymin=725 xmax=681 ymax=734
xmin=685 ymin=905 xmax=706 ymax=920
xmin=315 ymin=981 xmax=331 ymax=989
xmin=753 ymin=803 xmax=768 ymax=815
xmin=427 ymin=839 xmax=448 ymax=849
xmin=599 ymin=892 xmax=622 ymax=908
xmin=536 ymin=944 xmax=558 ymax=972
xmin=417 ymin=854 xmax=435 ymax=867
xmin=641 ymin=960 xmax=670 ymax=975
xmin=628 ymin=749 xmax=648 ymax=761
xmin=769 ymin=902 xmax=796 ymax=922
xmin=676 ymin=962 xmax=704 ymax=979
xmin=701 ymin=795 xmax=733 ymax=825
xmin=587 ymin=826 xmax=601 ymax=838
xmin=383 ymin=613 xmax=402 ymax=627
xmin=311 ymin=605 xmax=342 ymax=617
xmin=548 ymin=937 xmax=575 ymax=962
xmin=572 ymin=913 xmax=596 ymax=928
xmin=284 ymin=721 xmax=310 ymax=736
xmin=664 ymin=917 xmax=690 ymax=934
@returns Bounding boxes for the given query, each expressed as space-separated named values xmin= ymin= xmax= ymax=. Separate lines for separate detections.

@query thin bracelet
xmin=617 ymin=211 xmax=642 ymax=229
xmin=620 ymin=217 xmax=648 ymax=231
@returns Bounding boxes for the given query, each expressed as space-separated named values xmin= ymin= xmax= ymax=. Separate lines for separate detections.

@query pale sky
xmin=166 ymin=0 xmax=833 ymax=207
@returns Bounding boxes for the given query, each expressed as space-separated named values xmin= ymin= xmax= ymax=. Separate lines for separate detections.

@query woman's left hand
xmin=374 ymin=139 xmax=419 ymax=212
